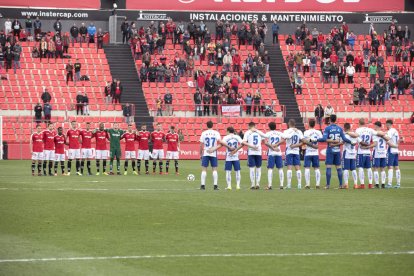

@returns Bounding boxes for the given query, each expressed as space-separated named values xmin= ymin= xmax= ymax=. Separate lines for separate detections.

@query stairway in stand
xmin=266 ymin=44 xmax=305 ymax=131
xmin=103 ymin=44 xmax=154 ymax=131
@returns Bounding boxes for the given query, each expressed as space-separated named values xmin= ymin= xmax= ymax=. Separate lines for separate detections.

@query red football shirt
xmin=137 ymin=131 xmax=150 ymax=150
xmin=80 ymin=130 xmax=93 ymax=149
xmin=94 ymin=131 xmax=109 ymax=150
xmin=66 ymin=129 xmax=81 ymax=149
xmin=166 ymin=133 xmax=179 ymax=151
xmin=151 ymin=131 xmax=165 ymax=150
xmin=31 ymin=132 xmax=44 ymax=152
xmin=54 ymin=134 xmax=66 ymax=154
xmin=43 ymin=130 xmax=56 ymax=150
xmin=122 ymin=132 xmax=137 ymax=151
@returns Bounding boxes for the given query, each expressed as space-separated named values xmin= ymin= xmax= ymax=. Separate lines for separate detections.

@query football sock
xmin=374 ymin=171 xmax=379 ymax=184
xmin=315 ymin=168 xmax=321 ymax=186
xmin=75 ymin=159 xmax=80 ymax=173
xmin=279 ymin=169 xmax=284 ymax=187
xmin=38 ymin=161 xmax=42 ymax=173
xmin=116 ymin=158 xmax=120 ymax=172
xmin=343 ymin=170 xmax=349 ymax=185
xmin=102 ymin=160 xmax=107 ymax=172
xmin=67 ymin=160 xmax=72 ymax=173
xmin=304 ymin=168 xmax=310 ymax=186
xmin=337 ymin=168 xmax=343 ymax=186
xmin=235 ymin=170 xmax=241 ymax=188
xmin=249 ymin=167 xmax=255 ymax=187
xmin=396 ymin=169 xmax=401 ymax=185
xmin=352 ymin=170 xmax=358 ymax=185
xmin=87 ymin=161 xmax=91 ymax=174
xmin=48 ymin=161 xmax=53 ymax=174
xmin=43 ymin=160 xmax=47 ymax=174
xmin=145 ymin=160 xmax=149 ymax=172
xmin=54 ymin=162 xmax=58 ymax=174
xmin=124 ymin=160 xmax=128 ymax=171
xmin=201 ymin=171 xmax=207 ymax=186
xmin=326 ymin=168 xmax=332 ymax=186
xmin=110 ymin=159 xmax=114 ymax=171
xmin=153 ymin=161 xmax=157 ymax=173
xmin=166 ymin=161 xmax=170 ymax=173
xmin=137 ymin=160 xmax=141 ymax=172
xmin=388 ymin=169 xmax=394 ymax=185
xmin=60 ymin=161 xmax=65 ymax=174
xmin=80 ymin=160 xmax=85 ymax=174
xmin=159 ymin=161 xmax=163 ymax=173
xmin=212 ymin=170 xmax=218 ymax=186
xmin=96 ymin=160 xmax=100 ymax=172
xmin=131 ymin=161 xmax=136 ymax=171
xmin=296 ymin=170 xmax=302 ymax=188
xmin=381 ymin=171 xmax=386 ymax=184
xmin=175 ymin=160 xmax=179 ymax=173
xmin=267 ymin=169 xmax=273 ymax=187
xmin=367 ymin=168 xmax=373 ymax=184
xmin=31 ymin=161 xmax=35 ymax=174
xmin=359 ymin=168 xmax=365 ymax=184
xmin=287 ymin=169 xmax=292 ymax=188
xmin=226 ymin=170 xmax=232 ymax=188
xmin=255 ymin=168 xmax=261 ymax=186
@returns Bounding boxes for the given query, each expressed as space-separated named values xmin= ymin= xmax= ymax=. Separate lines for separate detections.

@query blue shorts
xmin=326 ymin=150 xmax=341 ymax=166
xmin=201 ymin=156 xmax=218 ymax=168
xmin=304 ymin=155 xmax=319 ymax=168
xmin=285 ymin=154 xmax=301 ymax=166
xmin=267 ymin=155 xmax=283 ymax=169
xmin=373 ymin=158 xmax=387 ymax=168
xmin=342 ymin=158 xmax=356 ymax=170
xmin=357 ymin=154 xmax=371 ymax=169
xmin=387 ymin=152 xmax=399 ymax=167
xmin=247 ymin=155 xmax=262 ymax=168
xmin=225 ymin=160 xmax=241 ymax=171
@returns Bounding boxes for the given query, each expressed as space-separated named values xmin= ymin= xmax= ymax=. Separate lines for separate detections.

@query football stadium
xmin=0 ymin=0 xmax=413 ymax=275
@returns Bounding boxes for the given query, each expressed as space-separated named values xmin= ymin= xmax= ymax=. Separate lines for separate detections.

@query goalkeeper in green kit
xmin=106 ymin=123 xmax=125 ymax=175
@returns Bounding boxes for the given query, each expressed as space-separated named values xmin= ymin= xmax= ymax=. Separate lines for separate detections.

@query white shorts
xmin=43 ymin=150 xmax=55 ymax=161
xmin=32 ymin=152 xmax=44 ymax=161
xmin=95 ymin=150 xmax=109 ymax=160
xmin=138 ymin=150 xmax=150 ymax=160
xmin=68 ymin=149 xmax=81 ymax=159
xmin=81 ymin=148 xmax=94 ymax=159
xmin=55 ymin=153 xmax=66 ymax=162
xmin=125 ymin=151 xmax=136 ymax=159
xmin=152 ymin=149 xmax=164 ymax=160
xmin=166 ymin=151 xmax=179 ymax=160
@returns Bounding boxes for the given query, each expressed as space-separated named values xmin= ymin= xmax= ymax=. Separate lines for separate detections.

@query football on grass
xmin=187 ymin=174 xmax=195 ymax=181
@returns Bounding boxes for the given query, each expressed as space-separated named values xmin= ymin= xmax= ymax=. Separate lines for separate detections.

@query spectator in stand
xmin=164 ymin=90 xmax=173 ymax=116
xmin=363 ymin=54 xmax=370 ymax=75
xmin=310 ymin=51 xmax=317 ymax=77
xmin=87 ymin=23 xmax=96 ymax=45
xmin=194 ymin=89 xmax=202 ymax=116
xmin=272 ymin=20 xmax=279 ymax=44
xmin=353 ymin=86 xmax=359 ymax=105
xmin=41 ymin=88 xmax=51 ymax=104
xmin=33 ymin=17 xmax=41 ymax=40
xmin=0 ymin=48 xmax=4 ymax=72
xmin=70 ymin=23 xmax=79 ymax=46
xmin=314 ymin=104 xmax=324 ymax=127
xmin=43 ymin=102 xmax=52 ymax=124
xmin=4 ymin=19 xmax=11 ymax=35
xmin=123 ymin=103 xmax=132 ymax=124
xmin=39 ymin=37 xmax=47 ymax=61
xmin=324 ymin=104 xmax=334 ymax=124
xmin=358 ymin=84 xmax=367 ymax=105
xmin=346 ymin=62 xmax=355 ymax=84
xmin=302 ymin=54 xmax=310 ymax=76
xmin=211 ymin=92 xmax=219 ymax=116
xmin=25 ymin=16 xmax=32 ymax=37
xmin=4 ymin=48 xmax=12 ymax=72
xmin=12 ymin=41 xmax=21 ymax=73
xmin=368 ymin=87 xmax=377 ymax=105
xmin=369 ymin=61 xmax=377 ymax=85
xmin=66 ymin=60 xmax=74 ymax=84
xmin=97 ymin=29 xmax=104 ymax=50
xmin=230 ymin=73 xmax=240 ymax=94
xmin=53 ymin=18 xmax=62 ymax=35
xmin=34 ymin=103 xmax=42 ymax=123
xmin=76 ymin=91 xmax=84 ymax=115
xmin=347 ymin=31 xmax=356 ymax=51
xmin=377 ymin=64 xmax=386 ymax=84
xmin=104 ymin=81 xmax=112 ymax=103
xmin=113 ymin=80 xmax=122 ymax=104
xmin=378 ymin=83 xmax=386 ymax=105
xmin=409 ymin=42 xmax=414 ymax=66
xmin=354 ymin=53 xmax=363 ymax=73
xmin=62 ymin=32 xmax=70 ymax=54
xmin=82 ymin=92 xmax=90 ymax=115
xmin=285 ymin=35 xmax=294 ymax=46
xmin=121 ymin=19 xmax=129 ymax=44
xmin=295 ymin=74 xmax=304 ymax=95
xmin=322 ymin=62 xmax=331 ymax=88
xmin=396 ymin=74 xmax=406 ymax=99
xmin=55 ymin=37 xmax=63 ymax=59
xmin=330 ymin=62 xmax=338 ymax=86
xmin=294 ymin=26 xmax=302 ymax=45
xmin=47 ymin=38 xmax=56 ymax=60
xmin=12 ymin=19 xmax=21 ymax=38
xmin=74 ymin=59 xmax=81 ymax=84
xmin=253 ymin=90 xmax=262 ymax=116
xmin=233 ymin=51 xmax=241 ymax=73
xmin=203 ymin=92 xmax=211 ymax=116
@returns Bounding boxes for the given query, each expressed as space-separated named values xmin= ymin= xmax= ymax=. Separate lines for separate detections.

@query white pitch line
xmin=0 ymin=251 xmax=413 ymax=264
xmin=0 ymin=187 xmax=197 ymax=192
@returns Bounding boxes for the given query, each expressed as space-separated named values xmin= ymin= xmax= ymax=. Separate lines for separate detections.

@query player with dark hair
xmin=94 ymin=123 xmax=109 ymax=176
xmin=42 ymin=122 xmax=56 ymax=176
xmin=302 ymin=119 xmax=323 ymax=189
xmin=282 ymin=119 xmax=304 ymax=189
xmin=80 ymin=122 xmax=93 ymax=176
xmin=137 ymin=124 xmax=151 ymax=175
xmin=151 ymin=123 xmax=166 ymax=174
xmin=342 ymin=123 xmax=361 ymax=189
xmin=54 ymin=127 xmax=66 ymax=175
xmin=385 ymin=120 xmax=401 ymax=188
xmin=264 ymin=121 xmax=285 ymax=189
xmin=31 ymin=125 xmax=44 ymax=176
xmin=165 ymin=126 xmax=180 ymax=175
xmin=121 ymin=124 xmax=138 ymax=175
xmin=66 ymin=121 xmax=82 ymax=176
xmin=107 ymin=123 xmax=124 ymax=175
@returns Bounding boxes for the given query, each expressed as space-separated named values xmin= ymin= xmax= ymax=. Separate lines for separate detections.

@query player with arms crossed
xmin=244 ymin=122 xmax=267 ymax=190
xmin=54 ymin=127 xmax=66 ymax=175
xmin=283 ymin=119 xmax=304 ymax=189
xmin=302 ymin=119 xmax=323 ymax=189
xmin=137 ymin=124 xmax=151 ymax=174
xmin=200 ymin=120 xmax=228 ymax=190
xmin=107 ymin=123 xmax=124 ymax=175
xmin=165 ymin=126 xmax=180 ymax=175
xmin=31 ymin=125 xmax=44 ymax=176
xmin=341 ymin=123 xmax=363 ymax=189
xmin=151 ymin=123 xmax=166 ymax=175
xmin=385 ymin=120 xmax=401 ymax=188
xmin=66 ymin=121 xmax=82 ymax=176
xmin=42 ymin=123 xmax=56 ymax=176
xmin=314 ymin=115 xmax=353 ymax=189
xmin=121 ymin=124 xmax=138 ymax=175
xmin=80 ymin=122 xmax=94 ymax=176
xmin=94 ymin=123 xmax=109 ymax=175
xmin=264 ymin=122 xmax=285 ymax=189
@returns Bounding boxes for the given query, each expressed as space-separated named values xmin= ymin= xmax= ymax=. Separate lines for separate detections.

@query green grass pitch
xmin=0 ymin=160 xmax=413 ymax=275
